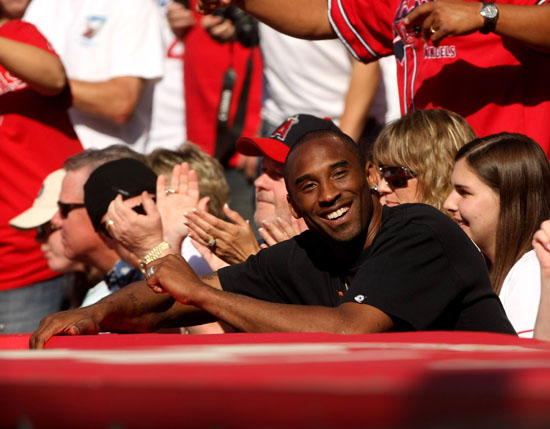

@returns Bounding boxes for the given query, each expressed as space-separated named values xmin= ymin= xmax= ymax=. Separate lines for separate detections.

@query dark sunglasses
xmin=99 ymin=203 xmax=150 ymax=239
xmin=57 ymin=201 xmax=86 ymax=218
xmin=35 ymin=221 xmax=60 ymax=243
xmin=378 ymin=165 xmax=416 ymax=189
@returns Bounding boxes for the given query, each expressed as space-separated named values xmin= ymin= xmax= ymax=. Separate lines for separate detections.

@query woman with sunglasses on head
xmin=444 ymin=133 xmax=550 ymax=338
xmin=370 ymin=109 xmax=476 ymax=213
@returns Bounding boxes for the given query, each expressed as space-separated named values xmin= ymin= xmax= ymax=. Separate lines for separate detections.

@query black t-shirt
xmin=219 ymin=203 xmax=516 ymax=334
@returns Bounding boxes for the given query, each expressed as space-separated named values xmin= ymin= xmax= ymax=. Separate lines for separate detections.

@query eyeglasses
xmin=99 ymin=203 xmax=149 ymax=239
xmin=35 ymin=221 xmax=60 ymax=243
xmin=378 ymin=165 xmax=416 ymax=189
xmin=57 ymin=201 xmax=86 ymax=218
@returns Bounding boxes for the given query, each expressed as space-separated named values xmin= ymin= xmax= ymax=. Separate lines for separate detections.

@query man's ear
xmin=287 ymin=194 xmax=301 ymax=219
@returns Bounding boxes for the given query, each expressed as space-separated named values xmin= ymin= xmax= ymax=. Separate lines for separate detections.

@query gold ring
xmin=207 ymin=237 xmax=216 ymax=248
xmin=105 ymin=219 xmax=115 ymax=227
xmin=164 ymin=189 xmax=177 ymax=195
xmin=430 ymin=26 xmax=437 ymax=34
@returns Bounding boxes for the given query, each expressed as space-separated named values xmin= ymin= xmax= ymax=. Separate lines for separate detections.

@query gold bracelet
xmin=139 ymin=241 xmax=171 ymax=272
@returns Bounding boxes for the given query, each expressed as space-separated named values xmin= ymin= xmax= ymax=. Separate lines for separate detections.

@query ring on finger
xmin=146 ymin=265 xmax=156 ymax=278
xmin=430 ymin=26 xmax=437 ymax=34
xmin=164 ymin=189 xmax=177 ymax=195
xmin=105 ymin=219 xmax=115 ymax=227
xmin=207 ymin=237 xmax=216 ymax=248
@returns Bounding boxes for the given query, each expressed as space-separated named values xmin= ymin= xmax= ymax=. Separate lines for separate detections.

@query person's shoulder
xmin=380 ymin=203 xmax=453 ymax=230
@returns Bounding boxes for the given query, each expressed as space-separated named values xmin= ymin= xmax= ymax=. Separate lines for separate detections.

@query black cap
xmin=84 ymin=158 xmax=157 ymax=231
xmin=236 ymin=114 xmax=341 ymax=163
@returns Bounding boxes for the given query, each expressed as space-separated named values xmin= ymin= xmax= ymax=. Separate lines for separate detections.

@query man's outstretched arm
xmin=196 ymin=0 xmax=335 ymax=40
xmin=29 ymin=276 xmax=218 ymax=349
xmin=147 ymin=254 xmax=394 ymax=334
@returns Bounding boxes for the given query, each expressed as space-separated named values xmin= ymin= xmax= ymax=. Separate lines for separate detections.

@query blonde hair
xmin=373 ymin=109 xmax=476 ymax=212
xmin=147 ymin=143 xmax=230 ymax=219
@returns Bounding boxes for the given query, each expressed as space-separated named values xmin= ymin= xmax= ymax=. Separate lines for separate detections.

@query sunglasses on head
xmin=99 ymin=203 xmax=150 ymax=239
xmin=378 ymin=165 xmax=416 ymax=189
xmin=35 ymin=221 xmax=60 ymax=243
xmin=57 ymin=201 xmax=86 ymax=218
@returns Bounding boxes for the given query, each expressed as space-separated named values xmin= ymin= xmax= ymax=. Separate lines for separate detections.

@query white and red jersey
xmin=0 ymin=20 xmax=83 ymax=291
xmin=329 ymin=0 xmax=550 ymax=154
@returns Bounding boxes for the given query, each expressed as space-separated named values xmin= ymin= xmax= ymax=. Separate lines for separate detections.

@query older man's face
xmin=253 ymin=157 xmax=292 ymax=227
xmin=51 ymin=168 xmax=107 ymax=264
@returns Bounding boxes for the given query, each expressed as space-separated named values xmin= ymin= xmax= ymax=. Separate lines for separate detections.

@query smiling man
xmin=31 ymin=129 xmax=515 ymax=347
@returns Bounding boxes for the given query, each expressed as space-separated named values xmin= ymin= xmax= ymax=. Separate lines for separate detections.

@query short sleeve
xmin=328 ymin=0 xmax=395 ymax=62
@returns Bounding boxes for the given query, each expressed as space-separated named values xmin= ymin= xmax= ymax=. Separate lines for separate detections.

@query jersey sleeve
xmin=328 ymin=0 xmax=395 ymax=62
xmin=1 ymin=20 xmax=58 ymax=56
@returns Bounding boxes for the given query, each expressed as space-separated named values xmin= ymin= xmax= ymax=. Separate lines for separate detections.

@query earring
xmin=372 ymin=184 xmax=378 ymax=193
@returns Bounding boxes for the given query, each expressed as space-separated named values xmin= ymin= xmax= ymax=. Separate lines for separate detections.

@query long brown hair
xmin=455 ymin=133 xmax=550 ymax=293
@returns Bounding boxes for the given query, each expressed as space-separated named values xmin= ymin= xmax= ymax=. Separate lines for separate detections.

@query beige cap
xmin=10 ymin=169 xmax=66 ymax=230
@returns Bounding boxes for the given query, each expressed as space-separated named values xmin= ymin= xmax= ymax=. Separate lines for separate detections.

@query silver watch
xmin=480 ymin=2 xmax=499 ymax=34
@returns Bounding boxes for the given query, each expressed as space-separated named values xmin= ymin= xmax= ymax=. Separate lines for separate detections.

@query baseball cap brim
xmin=236 ymin=136 xmax=290 ymax=164
xmin=9 ymin=169 xmax=66 ymax=230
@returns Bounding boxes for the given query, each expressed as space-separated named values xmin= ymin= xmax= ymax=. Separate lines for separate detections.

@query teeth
xmin=326 ymin=207 xmax=349 ymax=220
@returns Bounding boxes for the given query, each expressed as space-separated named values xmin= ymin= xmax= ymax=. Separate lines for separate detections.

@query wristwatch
xmin=479 ymin=2 xmax=499 ymax=34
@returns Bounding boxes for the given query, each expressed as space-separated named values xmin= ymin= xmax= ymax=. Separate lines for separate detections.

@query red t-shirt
xmin=183 ymin=0 xmax=262 ymax=163
xmin=329 ymin=0 xmax=550 ymax=154
xmin=0 ymin=20 xmax=83 ymax=291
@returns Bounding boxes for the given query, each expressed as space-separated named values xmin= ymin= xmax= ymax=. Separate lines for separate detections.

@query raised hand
xmin=258 ymin=216 xmax=303 ymax=246
xmin=184 ymin=203 xmax=261 ymax=265
xmin=156 ymin=162 xmax=202 ymax=252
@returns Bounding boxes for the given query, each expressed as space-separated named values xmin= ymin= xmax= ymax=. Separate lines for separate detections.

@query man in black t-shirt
xmin=30 ymin=128 xmax=514 ymax=348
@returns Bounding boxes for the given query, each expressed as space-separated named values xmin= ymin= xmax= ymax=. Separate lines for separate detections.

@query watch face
xmin=481 ymin=3 xmax=498 ymax=19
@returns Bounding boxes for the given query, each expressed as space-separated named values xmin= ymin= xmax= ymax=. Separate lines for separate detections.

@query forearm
xmin=339 ymin=60 xmax=381 ymax=142
xmin=99 ymin=280 xmax=210 ymax=332
xmin=223 ymin=0 xmax=334 ymax=39
xmin=191 ymin=284 xmax=392 ymax=334
xmin=69 ymin=76 xmax=144 ymax=124
xmin=494 ymin=4 xmax=550 ymax=53
xmin=0 ymin=37 xmax=66 ymax=95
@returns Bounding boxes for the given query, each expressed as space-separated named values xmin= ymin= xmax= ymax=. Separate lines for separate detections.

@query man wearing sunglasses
xmin=51 ymin=146 xmax=150 ymax=306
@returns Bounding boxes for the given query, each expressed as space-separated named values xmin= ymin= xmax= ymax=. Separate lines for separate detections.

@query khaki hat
xmin=10 ymin=169 xmax=66 ymax=230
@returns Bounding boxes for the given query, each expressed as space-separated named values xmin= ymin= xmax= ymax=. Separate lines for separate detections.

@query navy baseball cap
xmin=236 ymin=114 xmax=341 ymax=163
xmin=84 ymin=158 xmax=157 ymax=231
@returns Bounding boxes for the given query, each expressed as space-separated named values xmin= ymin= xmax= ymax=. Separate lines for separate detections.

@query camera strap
xmin=215 ymin=49 xmax=254 ymax=166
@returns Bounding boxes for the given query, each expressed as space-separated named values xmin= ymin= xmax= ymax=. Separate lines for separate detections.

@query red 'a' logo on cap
xmin=270 ymin=115 xmax=299 ymax=141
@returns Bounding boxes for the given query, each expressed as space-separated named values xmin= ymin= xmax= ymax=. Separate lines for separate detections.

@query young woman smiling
xmin=444 ymin=133 xmax=550 ymax=337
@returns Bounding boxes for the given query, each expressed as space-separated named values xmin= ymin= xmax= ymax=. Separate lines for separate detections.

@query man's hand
xmin=404 ymin=0 xmax=484 ymax=46
xmin=167 ymin=1 xmax=196 ymax=37
xmin=29 ymin=307 xmax=102 ymax=349
xmin=202 ymin=14 xmax=237 ymax=43
xmin=184 ymin=203 xmax=261 ymax=265
xmin=106 ymin=192 xmax=164 ymax=260
xmin=196 ymin=0 xmax=234 ymax=15
xmin=145 ymin=254 xmax=206 ymax=304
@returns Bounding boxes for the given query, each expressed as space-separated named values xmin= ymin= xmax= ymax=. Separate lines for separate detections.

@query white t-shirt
xmin=24 ymin=0 xmax=164 ymax=153
xmin=148 ymin=0 xmax=186 ymax=152
xmin=499 ymin=250 xmax=541 ymax=338
xmin=259 ymin=23 xmax=400 ymax=127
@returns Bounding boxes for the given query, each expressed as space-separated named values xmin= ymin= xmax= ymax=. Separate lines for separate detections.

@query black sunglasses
xmin=57 ymin=201 xmax=86 ymax=218
xmin=99 ymin=203 xmax=150 ymax=239
xmin=378 ymin=165 xmax=416 ymax=189
xmin=35 ymin=221 xmax=60 ymax=243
